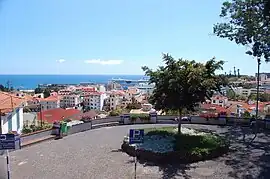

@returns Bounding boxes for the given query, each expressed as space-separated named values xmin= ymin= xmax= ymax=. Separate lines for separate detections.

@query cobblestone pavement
xmin=1 ymin=124 xmax=270 ymax=179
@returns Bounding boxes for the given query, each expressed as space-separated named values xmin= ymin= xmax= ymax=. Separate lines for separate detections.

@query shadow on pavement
xmin=0 ymin=155 xmax=7 ymax=179
xmin=217 ymin=126 xmax=270 ymax=179
xmin=126 ymin=158 xmax=193 ymax=179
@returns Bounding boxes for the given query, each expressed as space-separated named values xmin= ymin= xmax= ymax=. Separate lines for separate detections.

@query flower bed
xmin=121 ymin=127 xmax=229 ymax=164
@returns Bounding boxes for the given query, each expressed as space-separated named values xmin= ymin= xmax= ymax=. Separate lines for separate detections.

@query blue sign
xmin=0 ymin=134 xmax=21 ymax=150
xmin=129 ymin=129 xmax=144 ymax=144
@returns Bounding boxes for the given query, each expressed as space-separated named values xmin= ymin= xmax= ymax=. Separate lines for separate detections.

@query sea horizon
xmin=0 ymin=74 xmax=146 ymax=90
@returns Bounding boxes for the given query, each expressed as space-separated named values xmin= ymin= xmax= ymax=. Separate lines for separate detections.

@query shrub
xmin=109 ymin=110 xmax=121 ymax=116
xmin=22 ymin=126 xmax=33 ymax=134
xmin=130 ymin=113 xmax=150 ymax=121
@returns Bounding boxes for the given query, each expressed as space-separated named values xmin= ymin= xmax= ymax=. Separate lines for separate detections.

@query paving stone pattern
xmin=0 ymin=124 xmax=270 ymax=179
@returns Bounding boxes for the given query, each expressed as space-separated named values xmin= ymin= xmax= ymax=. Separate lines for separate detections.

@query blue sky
xmin=0 ymin=0 xmax=269 ymax=75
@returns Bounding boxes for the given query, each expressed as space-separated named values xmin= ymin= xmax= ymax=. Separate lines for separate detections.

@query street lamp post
xmin=255 ymin=58 xmax=261 ymax=122
xmin=250 ymin=57 xmax=261 ymax=144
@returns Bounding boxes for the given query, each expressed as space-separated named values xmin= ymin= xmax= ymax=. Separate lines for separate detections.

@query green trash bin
xmin=61 ymin=122 xmax=68 ymax=136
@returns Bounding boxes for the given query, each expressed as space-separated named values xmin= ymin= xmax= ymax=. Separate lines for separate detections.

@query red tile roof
xmin=211 ymin=95 xmax=228 ymax=100
xmin=37 ymin=108 xmax=81 ymax=123
xmin=0 ymin=92 xmax=25 ymax=113
xmin=72 ymin=110 xmax=98 ymax=120
xmin=200 ymin=104 xmax=227 ymax=113
xmin=39 ymin=95 xmax=61 ymax=102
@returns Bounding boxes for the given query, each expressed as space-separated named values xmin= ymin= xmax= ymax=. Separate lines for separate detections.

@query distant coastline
xmin=0 ymin=74 xmax=146 ymax=90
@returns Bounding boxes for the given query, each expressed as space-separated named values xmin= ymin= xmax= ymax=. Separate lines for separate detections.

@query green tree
xmin=249 ymin=93 xmax=270 ymax=102
xmin=43 ymin=89 xmax=51 ymax=98
xmin=242 ymin=111 xmax=251 ymax=118
xmin=226 ymin=89 xmax=236 ymax=99
xmin=0 ymin=84 xmax=10 ymax=92
xmin=34 ymin=87 xmax=43 ymax=94
xmin=214 ymin=0 xmax=270 ymax=63
xmin=142 ymin=54 xmax=227 ymax=134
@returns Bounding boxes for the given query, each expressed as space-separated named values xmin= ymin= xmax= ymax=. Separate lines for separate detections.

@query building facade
xmin=39 ymin=96 xmax=61 ymax=111
xmin=1 ymin=108 xmax=24 ymax=134
xmin=60 ymin=95 xmax=83 ymax=108
xmin=0 ymin=92 xmax=25 ymax=134
xmin=83 ymin=92 xmax=106 ymax=110
xmin=211 ymin=95 xmax=228 ymax=107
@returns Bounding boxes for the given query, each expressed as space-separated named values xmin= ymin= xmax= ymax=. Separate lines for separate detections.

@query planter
xmin=121 ymin=143 xmax=229 ymax=164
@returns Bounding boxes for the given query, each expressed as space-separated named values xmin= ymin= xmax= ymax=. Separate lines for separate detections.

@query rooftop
xmin=0 ymin=92 xmax=26 ymax=113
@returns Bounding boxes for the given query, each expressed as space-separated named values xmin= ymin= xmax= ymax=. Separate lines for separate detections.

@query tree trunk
xmin=178 ymin=109 xmax=182 ymax=135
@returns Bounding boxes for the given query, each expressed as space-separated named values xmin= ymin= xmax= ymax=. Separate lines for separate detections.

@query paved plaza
xmin=1 ymin=124 xmax=270 ymax=179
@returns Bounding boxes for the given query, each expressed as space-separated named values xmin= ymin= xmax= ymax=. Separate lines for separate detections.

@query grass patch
xmin=143 ymin=126 xmax=228 ymax=157
xmin=143 ymin=126 xmax=176 ymax=134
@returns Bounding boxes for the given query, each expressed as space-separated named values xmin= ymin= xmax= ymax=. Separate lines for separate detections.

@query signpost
xmin=129 ymin=129 xmax=144 ymax=179
xmin=0 ymin=134 xmax=21 ymax=179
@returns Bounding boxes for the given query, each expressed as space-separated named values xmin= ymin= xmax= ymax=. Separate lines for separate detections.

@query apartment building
xmin=105 ymin=91 xmax=125 ymax=110
xmin=60 ymin=95 xmax=83 ymax=108
xmin=135 ymin=83 xmax=155 ymax=95
xmin=83 ymin=92 xmax=106 ymax=110
xmin=256 ymin=73 xmax=270 ymax=82
xmin=234 ymin=87 xmax=266 ymax=96
xmin=58 ymin=89 xmax=73 ymax=95
xmin=76 ymin=87 xmax=97 ymax=95
xmin=39 ymin=95 xmax=61 ymax=111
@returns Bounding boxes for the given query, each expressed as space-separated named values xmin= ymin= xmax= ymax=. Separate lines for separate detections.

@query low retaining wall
xmin=18 ymin=115 xmax=270 ymax=148
xmin=21 ymin=129 xmax=53 ymax=145
xmin=68 ymin=122 xmax=92 ymax=135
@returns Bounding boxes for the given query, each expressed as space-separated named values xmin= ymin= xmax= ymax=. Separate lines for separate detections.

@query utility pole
xmin=40 ymin=104 xmax=43 ymax=127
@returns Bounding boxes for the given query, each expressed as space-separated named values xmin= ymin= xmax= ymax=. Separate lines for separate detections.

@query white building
xmin=98 ymin=85 xmax=106 ymax=93
xmin=135 ymin=83 xmax=155 ymax=95
xmin=83 ymin=92 xmax=106 ymax=110
xmin=256 ymin=73 xmax=270 ymax=82
xmin=211 ymin=95 xmax=228 ymax=107
xmin=60 ymin=95 xmax=83 ymax=108
xmin=0 ymin=92 xmax=24 ymax=134
xmin=39 ymin=95 xmax=61 ymax=111
xmin=234 ymin=87 xmax=265 ymax=96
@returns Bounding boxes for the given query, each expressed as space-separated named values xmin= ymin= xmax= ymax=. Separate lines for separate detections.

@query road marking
xmin=104 ymin=126 xmax=113 ymax=129
xmin=18 ymin=161 xmax=27 ymax=166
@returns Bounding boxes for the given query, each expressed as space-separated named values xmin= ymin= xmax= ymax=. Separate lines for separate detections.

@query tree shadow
xmin=217 ymin=126 xmax=270 ymax=179
xmin=126 ymin=158 xmax=193 ymax=179
xmin=184 ymin=125 xmax=270 ymax=178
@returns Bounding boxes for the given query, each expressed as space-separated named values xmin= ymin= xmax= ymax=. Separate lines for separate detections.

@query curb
xmin=21 ymin=135 xmax=55 ymax=148
xmin=91 ymin=122 xmax=120 ymax=129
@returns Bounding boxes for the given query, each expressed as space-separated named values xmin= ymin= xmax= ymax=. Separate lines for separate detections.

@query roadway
xmin=1 ymin=124 xmax=270 ymax=179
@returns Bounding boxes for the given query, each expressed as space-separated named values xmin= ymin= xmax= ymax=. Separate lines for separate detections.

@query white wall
xmin=1 ymin=107 xmax=23 ymax=134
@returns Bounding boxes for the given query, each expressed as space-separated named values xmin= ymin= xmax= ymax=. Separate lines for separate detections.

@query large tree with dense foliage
xmin=214 ymin=0 xmax=270 ymax=63
xmin=214 ymin=0 xmax=270 ymax=142
xmin=142 ymin=54 xmax=228 ymax=134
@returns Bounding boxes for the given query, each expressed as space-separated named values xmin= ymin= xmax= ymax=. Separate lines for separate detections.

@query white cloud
xmin=56 ymin=59 xmax=66 ymax=63
xmin=84 ymin=59 xmax=123 ymax=65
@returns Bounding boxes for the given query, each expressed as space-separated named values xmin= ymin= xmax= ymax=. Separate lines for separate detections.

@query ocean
xmin=0 ymin=75 xmax=145 ymax=90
